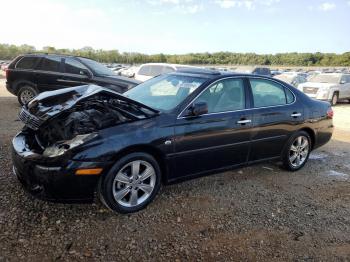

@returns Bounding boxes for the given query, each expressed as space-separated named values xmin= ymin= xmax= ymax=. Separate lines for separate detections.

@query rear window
xmin=15 ymin=57 xmax=40 ymax=69
xmin=37 ymin=56 xmax=62 ymax=72
xmin=138 ymin=65 xmax=163 ymax=76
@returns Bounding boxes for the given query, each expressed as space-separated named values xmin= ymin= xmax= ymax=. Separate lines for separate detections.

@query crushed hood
xmin=19 ymin=85 xmax=158 ymax=130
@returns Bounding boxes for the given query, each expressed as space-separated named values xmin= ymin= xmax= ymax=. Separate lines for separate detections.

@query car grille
xmin=303 ymin=87 xmax=319 ymax=94
xmin=19 ymin=108 xmax=43 ymax=130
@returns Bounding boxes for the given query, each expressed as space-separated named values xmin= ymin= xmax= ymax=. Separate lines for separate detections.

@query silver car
xmin=298 ymin=73 xmax=350 ymax=105
xmin=274 ymin=72 xmax=307 ymax=87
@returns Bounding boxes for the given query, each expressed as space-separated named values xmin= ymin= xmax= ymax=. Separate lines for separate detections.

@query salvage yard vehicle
xmin=12 ymin=69 xmax=333 ymax=213
xmin=234 ymin=66 xmax=271 ymax=77
xmin=6 ymin=54 xmax=140 ymax=105
xmin=298 ymin=73 xmax=350 ymax=105
xmin=274 ymin=72 xmax=307 ymax=87
xmin=134 ymin=63 xmax=194 ymax=82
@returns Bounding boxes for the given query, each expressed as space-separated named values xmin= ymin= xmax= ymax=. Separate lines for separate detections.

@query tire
xmin=282 ymin=131 xmax=311 ymax=171
xmin=99 ymin=152 xmax=161 ymax=214
xmin=330 ymin=92 xmax=338 ymax=106
xmin=17 ymin=85 xmax=38 ymax=105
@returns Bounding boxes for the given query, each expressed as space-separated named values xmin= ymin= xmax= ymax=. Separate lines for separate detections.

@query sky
xmin=0 ymin=0 xmax=349 ymax=54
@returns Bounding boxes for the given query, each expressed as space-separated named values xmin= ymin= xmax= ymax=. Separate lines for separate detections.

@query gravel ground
xmin=0 ymin=73 xmax=350 ymax=261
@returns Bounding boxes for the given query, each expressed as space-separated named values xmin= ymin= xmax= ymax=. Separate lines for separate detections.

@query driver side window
xmin=194 ymin=78 xmax=245 ymax=113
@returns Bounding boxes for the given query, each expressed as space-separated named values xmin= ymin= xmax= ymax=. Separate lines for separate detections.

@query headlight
xmin=43 ymin=133 xmax=97 ymax=157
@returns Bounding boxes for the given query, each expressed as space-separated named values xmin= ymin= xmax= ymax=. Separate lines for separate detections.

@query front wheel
xmin=282 ymin=131 xmax=311 ymax=171
xmin=99 ymin=152 xmax=161 ymax=213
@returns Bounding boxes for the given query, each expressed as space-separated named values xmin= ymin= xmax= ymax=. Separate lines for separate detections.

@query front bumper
xmin=12 ymin=131 xmax=111 ymax=203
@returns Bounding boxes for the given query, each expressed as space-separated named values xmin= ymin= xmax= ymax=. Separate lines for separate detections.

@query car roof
xmin=22 ymin=53 xmax=92 ymax=60
xmin=172 ymin=68 xmax=276 ymax=80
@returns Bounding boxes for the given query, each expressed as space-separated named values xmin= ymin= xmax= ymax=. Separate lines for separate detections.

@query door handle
xmin=291 ymin=113 xmax=302 ymax=117
xmin=237 ymin=119 xmax=252 ymax=124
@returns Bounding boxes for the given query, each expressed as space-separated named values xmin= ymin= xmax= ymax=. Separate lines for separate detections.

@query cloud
xmin=146 ymin=0 xmax=203 ymax=14
xmin=319 ymin=2 xmax=336 ymax=11
xmin=214 ymin=0 xmax=280 ymax=10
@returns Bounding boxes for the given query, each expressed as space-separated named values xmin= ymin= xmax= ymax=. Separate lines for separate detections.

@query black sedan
xmin=12 ymin=69 xmax=333 ymax=213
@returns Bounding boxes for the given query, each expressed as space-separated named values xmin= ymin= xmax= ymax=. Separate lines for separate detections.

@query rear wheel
xmin=99 ymin=152 xmax=161 ymax=213
xmin=17 ymin=85 xmax=37 ymax=105
xmin=330 ymin=92 xmax=338 ymax=106
xmin=282 ymin=131 xmax=311 ymax=171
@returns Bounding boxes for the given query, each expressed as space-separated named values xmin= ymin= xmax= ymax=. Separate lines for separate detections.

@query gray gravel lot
xmin=0 ymin=74 xmax=350 ymax=261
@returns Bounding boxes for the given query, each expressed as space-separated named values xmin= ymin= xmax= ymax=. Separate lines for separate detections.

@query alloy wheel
xmin=112 ymin=160 xmax=156 ymax=207
xmin=20 ymin=89 xmax=35 ymax=104
xmin=289 ymin=136 xmax=309 ymax=168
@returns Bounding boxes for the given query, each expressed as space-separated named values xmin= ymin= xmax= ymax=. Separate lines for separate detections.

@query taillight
xmin=327 ymin=107 xmax=334 ymax=119
xmin=5 ymin=69 xmax=9 ymax=79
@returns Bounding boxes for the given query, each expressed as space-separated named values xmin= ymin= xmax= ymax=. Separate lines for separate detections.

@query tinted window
xmin=138 ymin=65 xmax=163 ymax=76
xmin=195 ymin=78 xmax=245 ymax=113
xmin=286 ymin=88 xmax=295 ymax=103
xmin=138 ymin=65 xmax=151 ymax=76
xmin=250 ymin=79 xmax=288 ymax=107
xmin=162 ymin=66 xmax=175 ymax=74
xmin=16 ymin=56 xmax=40 ymax=69
xmin=64 ymin=58 xmax=88 ymax=75
xmin=37 ymin=56 xmax=61 ymax=72
xmin=150 ymin=65 xmax=163 ymax=76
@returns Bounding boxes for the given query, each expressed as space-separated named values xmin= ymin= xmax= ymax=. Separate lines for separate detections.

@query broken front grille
xmin=19 ymin=108 xmax=43 ymax=130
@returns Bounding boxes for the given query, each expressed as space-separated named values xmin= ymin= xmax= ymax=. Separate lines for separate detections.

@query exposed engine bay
xmin=36 ymin=98 xmax=131 ymax=147
xmin=18 ymin=85 xmax=158 ymax=156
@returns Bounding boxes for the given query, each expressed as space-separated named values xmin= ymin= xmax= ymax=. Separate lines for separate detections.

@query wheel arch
xmin=13 ymin=80 xmax=38 ymax=94
xmin=109 ymin=144 xmax=169 ymax=183
xmin=298 ymin=127 xmax=316 ymax=150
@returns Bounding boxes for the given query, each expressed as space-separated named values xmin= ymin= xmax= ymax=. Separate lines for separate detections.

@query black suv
xmin=6 ymin=54 xmax=141 ymax=105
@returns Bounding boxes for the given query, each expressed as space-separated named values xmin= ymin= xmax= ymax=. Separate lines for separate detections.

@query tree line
xmin=1 ymin=43 xmax=349 ymax=66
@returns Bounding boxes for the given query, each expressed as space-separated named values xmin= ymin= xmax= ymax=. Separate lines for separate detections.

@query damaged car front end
xmin=12 ymin=85 xmax=159 ymax=202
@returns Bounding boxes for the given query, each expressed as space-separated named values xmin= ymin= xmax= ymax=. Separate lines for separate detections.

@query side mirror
xmin=187 ymin=102 xmax=208 ymax=117
xmin=340 ymin=80 xmax=346 ymax=84
xmin=80 ymin=69 xmax=92 ymax=78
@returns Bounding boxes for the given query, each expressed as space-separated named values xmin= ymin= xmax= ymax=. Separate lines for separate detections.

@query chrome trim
xmin=291 ymin=113 xmax=302 ymax=117
xmin=177 ymin=76 xmax=297 ymax=119
xmin=237 ymin=119 xmax=252 ymax=124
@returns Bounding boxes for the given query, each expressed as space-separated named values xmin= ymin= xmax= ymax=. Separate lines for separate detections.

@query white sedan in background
xmin=134 ymin=63 xmax=195 ymax=82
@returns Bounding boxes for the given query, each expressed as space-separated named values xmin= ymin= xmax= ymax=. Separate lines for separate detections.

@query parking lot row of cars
xmin=105 ymin=63 xmax=350 ymax=106
xmin=3 ymin=54 xmax=350 ymax=106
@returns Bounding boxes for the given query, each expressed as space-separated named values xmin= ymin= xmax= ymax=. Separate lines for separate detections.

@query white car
xmin=298 ymin=73 xmax=350 ymax=105
xmin=134 ymin=63 xmax=194 ymax=82
xmin=274 ymin=72 xmax=307 ymax=87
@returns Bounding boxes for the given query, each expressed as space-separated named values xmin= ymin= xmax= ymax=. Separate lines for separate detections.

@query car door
xmin=339 ymin=75 xmax=350 ymax=98
xmin=170 ymin=77 xmax=252 ymax=179
xmin=247 ymin=77 xmax=304 ymax=161
xmin=35 ymin=56 xmax=64 ymax=91
xmin=59 ymin=57 xmax=92 ymax=87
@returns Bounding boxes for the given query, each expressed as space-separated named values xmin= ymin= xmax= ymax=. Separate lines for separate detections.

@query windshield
xmin=79 ymin=57 xmax=116 ymax=76
xmin=124 ymin=74 xmax=207 ymax=111
xmin=309 ymin=74 xmax=341 ymax=84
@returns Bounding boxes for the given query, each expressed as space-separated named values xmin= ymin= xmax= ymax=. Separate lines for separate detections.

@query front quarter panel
xmin=71 ymin=114 xmax=175 ymax=162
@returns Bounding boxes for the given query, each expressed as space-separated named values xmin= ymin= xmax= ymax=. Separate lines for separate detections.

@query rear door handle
xmin=291 ymin=113 xmax=302 ymax=117
xmin=237 ymin=119 xmax=252 ymax=124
